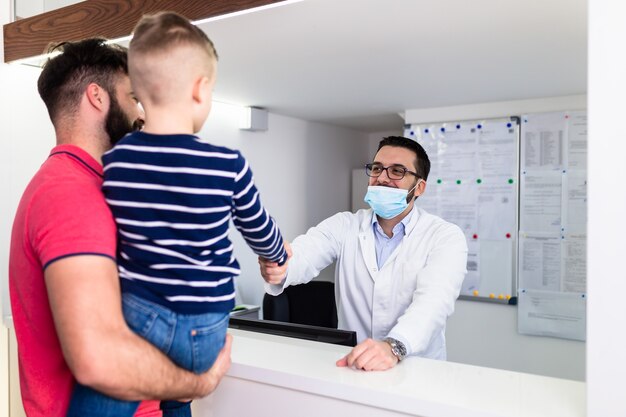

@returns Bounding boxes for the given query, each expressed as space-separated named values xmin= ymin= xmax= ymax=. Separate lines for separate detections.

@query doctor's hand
xmin=336 ymin=338 xmax=398 ymax=371
xmin=258 ymin=241 xmax=292 ymax=285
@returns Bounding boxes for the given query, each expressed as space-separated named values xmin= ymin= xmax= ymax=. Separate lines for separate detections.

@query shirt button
xmin=372 ymin=268 xmax=377 ymax=272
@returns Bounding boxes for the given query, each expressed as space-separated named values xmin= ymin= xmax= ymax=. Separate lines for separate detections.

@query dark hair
xmin=37 ymin=38 xmax=128 ymax=124
xmin=130 ymin=11 xmax=218 ymax=61
xmin=376 ymin=136 xmax=431 ymax=180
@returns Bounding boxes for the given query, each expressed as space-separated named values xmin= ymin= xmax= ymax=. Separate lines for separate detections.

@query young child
xmin=67 ymin=11 xmax=288 ymax=417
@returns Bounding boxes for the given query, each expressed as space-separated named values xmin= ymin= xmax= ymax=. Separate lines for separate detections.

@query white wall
xmin=587 ymin=0 xmax=626 ymax=415
xmin=404 ymin=96 xmax=587 ymax=381
xmin=198 ymin=103 xmax=371 ymax=308
xmin=447 ymin=300 xmax=585 ymax=380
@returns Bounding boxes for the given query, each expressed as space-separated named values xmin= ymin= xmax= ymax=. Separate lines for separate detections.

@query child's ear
xmin=192 ymin=76 xmax=210 ymax=104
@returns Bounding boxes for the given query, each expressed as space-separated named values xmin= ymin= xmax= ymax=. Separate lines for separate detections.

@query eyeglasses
xmin=365 ymin=163 xmax=418 ymax=180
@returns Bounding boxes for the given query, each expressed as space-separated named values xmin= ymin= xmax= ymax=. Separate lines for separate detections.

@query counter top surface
xmin=222 ymin=328 xmax=585 ymax=417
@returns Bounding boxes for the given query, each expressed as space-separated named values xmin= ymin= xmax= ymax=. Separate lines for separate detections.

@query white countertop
xmin=213 ymin=328 xmax=585 ymax=417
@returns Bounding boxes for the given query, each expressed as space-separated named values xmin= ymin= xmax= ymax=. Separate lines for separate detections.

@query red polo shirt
xmin=9 ymin=144 xmax=160 ymax=417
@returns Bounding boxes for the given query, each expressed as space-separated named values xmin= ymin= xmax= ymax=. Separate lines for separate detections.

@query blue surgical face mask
xmin=364 ymin=183 xmax=419 ymax=219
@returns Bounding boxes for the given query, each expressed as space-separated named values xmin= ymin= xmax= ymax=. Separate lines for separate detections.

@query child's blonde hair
xmin=129 ymin=11 xmax=218 ymax=105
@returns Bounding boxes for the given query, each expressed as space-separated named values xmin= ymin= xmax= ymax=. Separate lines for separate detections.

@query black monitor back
xmin=229 ymin=317 xmax=356 ymax=347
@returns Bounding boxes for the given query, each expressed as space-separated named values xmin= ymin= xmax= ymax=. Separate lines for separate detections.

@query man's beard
xmin=105 ymin=94 xmax=139 ymax=146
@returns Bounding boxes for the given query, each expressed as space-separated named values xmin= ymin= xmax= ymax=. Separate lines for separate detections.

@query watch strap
xmin=383 ymin=337 xmax=407 ymax=361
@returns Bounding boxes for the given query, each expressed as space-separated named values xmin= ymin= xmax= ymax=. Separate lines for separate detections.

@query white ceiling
xmin=197 ymin=0 xmax=587 ymax=132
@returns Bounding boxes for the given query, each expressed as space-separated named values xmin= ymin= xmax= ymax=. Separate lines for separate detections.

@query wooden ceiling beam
xmin=4 ymin=0 xmax=284 ymax=63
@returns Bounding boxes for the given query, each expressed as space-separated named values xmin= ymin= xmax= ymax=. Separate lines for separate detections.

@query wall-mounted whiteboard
xmin=405 ymin=117 xmax=519 ymax=304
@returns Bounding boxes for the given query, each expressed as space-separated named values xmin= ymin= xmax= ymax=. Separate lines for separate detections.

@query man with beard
xmin=9 ymin=38 xmax=232 ymax=417
xmin=260 ymin=136 xmax=468 ymax=371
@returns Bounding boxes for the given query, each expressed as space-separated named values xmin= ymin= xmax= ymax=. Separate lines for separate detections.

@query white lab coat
xmin=267 ymin=207 xmax=468 ymax=360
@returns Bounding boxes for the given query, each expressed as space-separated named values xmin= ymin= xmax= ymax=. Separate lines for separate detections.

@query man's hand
xmin=184 ymin=334 xmax=232 ymax=400
xmin=336 ymin=338 xmax=398 ymax=371
xmin=259 ymin=241 xmax=292 ymax=284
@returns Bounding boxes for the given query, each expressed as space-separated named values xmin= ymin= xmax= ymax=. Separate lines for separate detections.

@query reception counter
xmin=192 ymin=329 xmax=585 ymax=417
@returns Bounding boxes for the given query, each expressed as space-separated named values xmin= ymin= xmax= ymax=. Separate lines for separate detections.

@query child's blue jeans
xmin=67 ymin=292 xmax=229 ymax=417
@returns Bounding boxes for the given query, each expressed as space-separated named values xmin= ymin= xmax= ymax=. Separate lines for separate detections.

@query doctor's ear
xmin=415 ymin=179 xmax=427 ymax=198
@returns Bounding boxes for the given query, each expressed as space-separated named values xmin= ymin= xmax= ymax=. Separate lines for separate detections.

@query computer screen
xmin=228 ymin=317 xmax=357 ymax=347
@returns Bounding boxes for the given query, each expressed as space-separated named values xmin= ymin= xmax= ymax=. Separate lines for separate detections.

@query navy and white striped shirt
xmin=102 ymin=132 xmax=287 ymax=314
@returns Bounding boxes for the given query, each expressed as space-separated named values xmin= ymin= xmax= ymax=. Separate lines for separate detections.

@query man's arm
xmin=385 ymin=223 xmax=467 ymax=356
xmin=46 ymin=255 xmax=231 ymax=401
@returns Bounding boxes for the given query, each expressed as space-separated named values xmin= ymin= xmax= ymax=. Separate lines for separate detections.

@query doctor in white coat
xmin=261 ymin=136 xmax=468 ymax=371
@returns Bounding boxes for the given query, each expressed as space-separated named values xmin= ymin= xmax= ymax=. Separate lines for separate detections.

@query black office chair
xmin=263 ymin=281 xmax=338 ymax=328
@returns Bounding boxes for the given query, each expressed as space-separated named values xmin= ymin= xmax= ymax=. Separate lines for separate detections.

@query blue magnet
xmin=507 ymin=123 xmax=512 ymax=128
xmin=477 ymin=124 xmax=482 ymax=129
xmin=440 ymin=127 xmax=445 ymax=133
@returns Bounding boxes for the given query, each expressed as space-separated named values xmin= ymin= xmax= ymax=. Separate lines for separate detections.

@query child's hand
xmin=258 ymin=241 xmax=291 ymax=284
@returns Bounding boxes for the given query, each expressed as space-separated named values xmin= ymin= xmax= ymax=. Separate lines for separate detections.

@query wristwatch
xmin=383 ymin=337 xmax=407 ymax=361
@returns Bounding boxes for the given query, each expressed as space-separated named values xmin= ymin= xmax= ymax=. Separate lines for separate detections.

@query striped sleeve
xmin=231 ymin=153 xmax=287 ymax=265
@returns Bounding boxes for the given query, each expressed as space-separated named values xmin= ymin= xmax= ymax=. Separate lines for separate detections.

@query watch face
xmin=395 ymin=343 xmax=407 ymax=358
